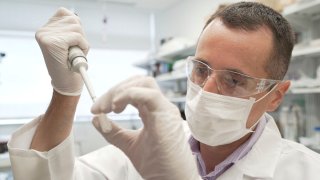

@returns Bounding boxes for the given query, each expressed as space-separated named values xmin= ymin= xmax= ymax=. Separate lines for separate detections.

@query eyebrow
xmin=225 ymin=68 xmax=246 ymax=75
xmin=195 ymin=57 xmax=248 ymax=75
xmin=196 ymin=58 xmax=210 ymax=67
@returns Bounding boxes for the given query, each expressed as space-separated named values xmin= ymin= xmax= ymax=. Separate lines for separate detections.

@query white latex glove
xmin=91 ymin=76 xmax=201 ymax=180
xmin=35 ymin=7 xmax=89 ymax=96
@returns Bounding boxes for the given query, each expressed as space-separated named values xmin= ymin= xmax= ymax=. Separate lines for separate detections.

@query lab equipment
xmin=279 ymin=104 xmax=305 ymax=142
xmin=68 ymin=46 xmax=95 ymax=101
xmin=314 ymin=127 xmax=320 ymax=146
xmin=68 ymin=46 xmax=112 ymax=133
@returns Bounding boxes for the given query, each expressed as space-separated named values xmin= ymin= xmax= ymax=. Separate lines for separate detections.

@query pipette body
xmin=68 ymin=46 xmax=112 ymax=133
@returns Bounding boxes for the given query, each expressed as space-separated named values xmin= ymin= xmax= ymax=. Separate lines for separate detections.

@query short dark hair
xmin=203 ymin=2 xmax=295 ymax=80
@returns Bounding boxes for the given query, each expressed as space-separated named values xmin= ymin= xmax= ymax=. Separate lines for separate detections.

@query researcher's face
xmin=195 ymin=18 xmax=289 ymax=128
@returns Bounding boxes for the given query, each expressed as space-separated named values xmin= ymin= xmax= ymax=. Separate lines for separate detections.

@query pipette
xmin=68 ymin=46 xmax=112 ymax=133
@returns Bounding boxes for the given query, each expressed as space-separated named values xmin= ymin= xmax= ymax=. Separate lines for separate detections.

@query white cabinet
xmin=277 ymin=0 xmax=320 ymax=147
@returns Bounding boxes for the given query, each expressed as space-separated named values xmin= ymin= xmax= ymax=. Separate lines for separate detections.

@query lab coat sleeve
xmin=8 ymin=116 xmax=142 ymax=180
xmin=8 ymin=116 xmax=77 ymax=180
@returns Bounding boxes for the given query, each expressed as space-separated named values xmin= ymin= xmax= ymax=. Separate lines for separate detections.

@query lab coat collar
xmin=218 ymin=113 xmax=282 ymax=180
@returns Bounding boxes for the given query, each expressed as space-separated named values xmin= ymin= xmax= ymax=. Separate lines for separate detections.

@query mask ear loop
xmin=247 ymin=83 xmax=279 ymax=132
xmin=255 ymin=83 xmax=279 ymax=103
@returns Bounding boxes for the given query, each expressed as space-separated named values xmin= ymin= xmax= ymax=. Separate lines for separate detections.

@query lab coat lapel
xmin=217 ymin=114 xmax=282 ymax=180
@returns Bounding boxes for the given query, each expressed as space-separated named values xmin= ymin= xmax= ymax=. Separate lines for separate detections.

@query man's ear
xmin=266 ymin=80 xmax=290 ymax=112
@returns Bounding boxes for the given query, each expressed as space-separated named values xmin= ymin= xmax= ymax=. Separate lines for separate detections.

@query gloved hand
xmin=91 ymin=76 xmax=201 ymax=180
xmin=35 ymin=7 xmax=89 ymax=96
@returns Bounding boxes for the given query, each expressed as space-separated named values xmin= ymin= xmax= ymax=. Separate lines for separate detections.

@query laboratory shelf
xmin=155 ymin=44 xmax=196 ymax=62
xmin=309 ymin=145 xmax=320 ymax=153
xmin=133 ymin=57 xmax=154 ymax=70
xmin=156 ymin=73 xmax=187 ymax=82
xmin=0 ymin=118 xmax=33 ymax=125
xmin=283 ymin=0 xmax=320 ymax=18
xmin=134 ymin=43 xmax=196 ymax=69
xmin=292 ymin=45 xmax=320 ymax=59
xmin=169 ymin=96 xmax=186 ymax=103
xmin=289 ymin=87 xmax=320 ymax=94
xmin=282 ymin=0 xmax=320 ymax=29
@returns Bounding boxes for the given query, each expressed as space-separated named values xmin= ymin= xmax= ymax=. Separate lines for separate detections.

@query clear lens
xmin=186 ymin=57 xmax=279 ymax=97
xmin=187 ymin=59 xmax=210 ymax=87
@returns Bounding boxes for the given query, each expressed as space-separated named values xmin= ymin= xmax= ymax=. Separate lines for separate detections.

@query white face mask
xmin=185 ymin=80 xmax=268 ymax=146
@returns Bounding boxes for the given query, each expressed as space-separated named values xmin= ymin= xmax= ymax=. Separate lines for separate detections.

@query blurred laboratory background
xmin=1 ymin=0 xmax=320 ymax=179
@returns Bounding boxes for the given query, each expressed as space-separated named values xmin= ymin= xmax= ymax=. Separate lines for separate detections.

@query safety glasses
xmin=186 ymin=56 xmax=281 ymax=98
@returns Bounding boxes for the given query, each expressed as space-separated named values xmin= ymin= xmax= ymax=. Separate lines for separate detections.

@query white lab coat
xmin=8 ymin=114 xmax=320 ymax=180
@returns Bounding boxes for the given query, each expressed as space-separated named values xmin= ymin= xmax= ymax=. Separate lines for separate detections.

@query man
xmin=8 ymin=1 xmax=320 ymax=180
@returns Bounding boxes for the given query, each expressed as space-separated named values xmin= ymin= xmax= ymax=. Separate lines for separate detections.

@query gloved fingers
xmin=91 ymin=76 xmax=162 ymax=114
xmin=107 ymin=76 xmax=157 ymax=108
xmin=36 ymin=14 xmax=88 ymax=43
xmin=91 ymin=90 xmax=113 ymax=114
xmin=37 ymin=29 xmax=89 ymax=56
xmin=36 ymin=7 xmax=88 ymax=52
xmin=92 ymin=114 xmax=115 ymax=134
xmin=56 ymin=23 xmax=88 ymax=54
xmin=92 ymin=114 xmax=139 ymax=151
xmin=111 ymin=83 xmax=181 ymax=127
xmin=140 ymin=76 xmax=161 ymax=89
xmin=121 ymin=76 xmax=160 ymax=90
xmin=60 ymin=30 xmax=89 ymax=53
xmin=37 ymin=24 xmax=86 ymax=40
xmin=110 ymin=76 xmax=164 ymax=113
xmin=51 ymin=7 xmax=75 ymax=18
xmin=91 ymin=75 xmax=146 ymax=114
xmin=112 ymin=86 xmax=164 ymax=114
xmin=44 ymin=9 xmax=81 ymax=29
xmin=46 ymin=15 xmax=82 ymax=29
xmin=36 ymin=31 xmax=89 ymax=55
xmin=110 ymin=76 xmax=160 ymax=97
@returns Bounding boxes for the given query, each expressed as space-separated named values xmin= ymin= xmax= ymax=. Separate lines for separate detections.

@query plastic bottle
xmin=314 ymin=127 xmax=320 ymax=146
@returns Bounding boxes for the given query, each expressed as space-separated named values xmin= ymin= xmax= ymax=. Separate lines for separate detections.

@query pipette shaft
xmin=68 ymin=46 xmax=112 ymax=133
xmin=78 ymin=66 xmax=96 ymax=102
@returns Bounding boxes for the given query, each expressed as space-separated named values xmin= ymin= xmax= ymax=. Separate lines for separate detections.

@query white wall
xmin=0 ymin=34 xmax=147 ymax=118
xmin=0 ymin=0 xmax=152 ymax=50
xmin=154 ymin=0 xmax=239 ymax=47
